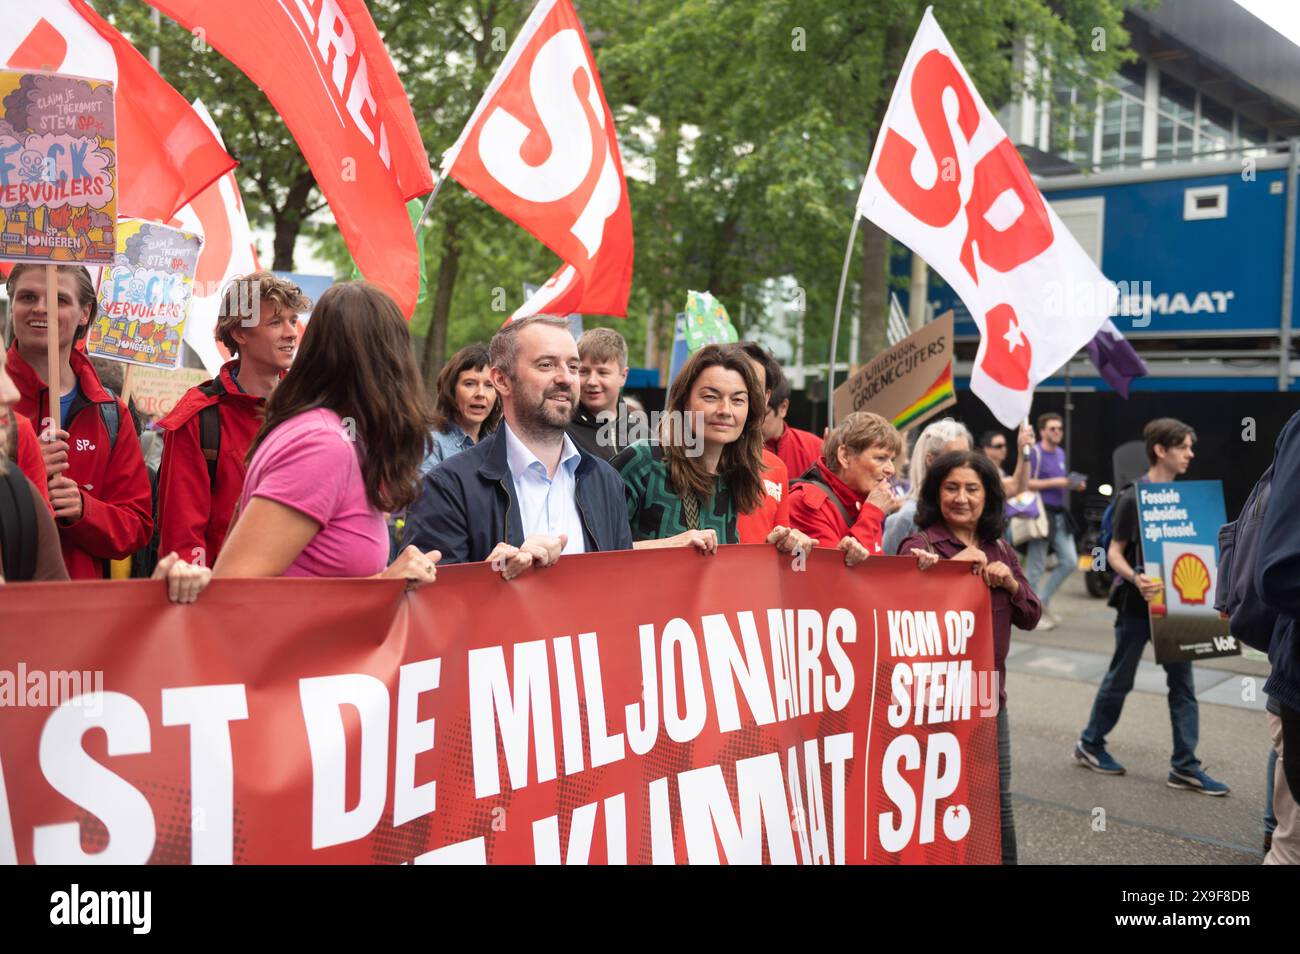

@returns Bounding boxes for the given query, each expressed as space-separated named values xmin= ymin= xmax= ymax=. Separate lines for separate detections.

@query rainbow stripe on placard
xmin=891 ymin=364 xmax=955 ymax=430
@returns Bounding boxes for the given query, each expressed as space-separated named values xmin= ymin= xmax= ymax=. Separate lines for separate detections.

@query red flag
xmin=143 ymin=0 xmax=434 ymax=316
xmin=443 ymin=0 xmax=633 ymax=321
xmin=0 ymin=0 xmax=235 ymax=223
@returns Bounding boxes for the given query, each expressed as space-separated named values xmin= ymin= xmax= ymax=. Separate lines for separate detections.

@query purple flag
xmin=1085 ymin=319 xmax=1148 ymax=398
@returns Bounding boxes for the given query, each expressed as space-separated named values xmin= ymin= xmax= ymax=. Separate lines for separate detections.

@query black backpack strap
xmin=97 ymin=387 xmax=120 ymax=452
xmin=198 ymin=405 xmax=221 ymax=491
xmin=197 ymin=377 xmax=226 ymax=493
xmin=792 ymin=464 xmax=853 ymax=526
xmin=0 ymin=467 xmax=38 ymax=582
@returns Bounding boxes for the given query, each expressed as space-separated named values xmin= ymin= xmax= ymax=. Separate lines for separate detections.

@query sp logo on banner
xmin=443 ymin=0 xmax=633 ymax=321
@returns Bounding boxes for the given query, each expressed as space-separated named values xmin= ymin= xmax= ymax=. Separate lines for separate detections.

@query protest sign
xmin=684 ymin=290 xmax=739 ymax=352
xmin=120 ymin=365 xmax=210 ymax=420
xmin=0 ymin=69 xmax=116 ymax=265
xmin=87 ymin=218 xmax=203 ymax=370
xmin=0 ymin=547 xmax=1000 ymax=865
xmin=1135 ymin=480 xmax=1241 ymax=664
xmin=833 ymin=311 xmax=956 ymax=430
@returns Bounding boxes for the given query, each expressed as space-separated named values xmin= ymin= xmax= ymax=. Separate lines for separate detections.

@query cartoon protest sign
xmin=88 ymin=218 xmax=203 ymax=370
xmin=684 ymin=290 xmax=739 ymax=352
xmin=1135 ymin=480 xmax=1241 ymax=664
xmin=0 ymin=69 xmax=116 ymax=265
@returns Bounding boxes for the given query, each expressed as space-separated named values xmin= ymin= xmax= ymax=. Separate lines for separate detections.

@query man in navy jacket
xmin=1260 ymin=409 xmax=1300 ymax=814
xmin=403 ymin=316 xmax=631 ymax=578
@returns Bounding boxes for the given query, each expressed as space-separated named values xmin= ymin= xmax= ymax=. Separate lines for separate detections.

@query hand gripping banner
xmin=0 ymin=547 xmax=1000 ymax=864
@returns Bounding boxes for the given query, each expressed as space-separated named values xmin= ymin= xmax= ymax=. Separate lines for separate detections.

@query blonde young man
xmin=568 ymin=327 xmax=645 ymax=461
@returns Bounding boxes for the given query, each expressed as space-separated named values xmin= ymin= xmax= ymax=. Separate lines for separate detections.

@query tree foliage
xmin=102 ymin=0 xmax=1134 ymax=382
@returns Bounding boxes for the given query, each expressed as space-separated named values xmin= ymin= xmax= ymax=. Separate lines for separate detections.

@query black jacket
xmin=1262 ymin=411 xmax=1300 ymax=711
xmin=402 ymin=426 xmax=633 ymax=564
xmin=567 ymin=398 xmax=645 ymax=462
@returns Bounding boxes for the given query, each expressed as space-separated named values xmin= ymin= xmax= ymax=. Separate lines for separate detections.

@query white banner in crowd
xmin=857 ymin=8 xmax=1116 ymax=426
xmin=171 ymin=100 xmax=260 ymax=375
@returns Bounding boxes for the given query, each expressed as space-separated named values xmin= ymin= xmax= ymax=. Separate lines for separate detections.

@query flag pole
xmin=826 ymin=213 xmax=861 ymax=431
xmin=45 ymin=264 xmax=61 ymax=436
xmin=413 ymin=169 xmax=446 ymax=233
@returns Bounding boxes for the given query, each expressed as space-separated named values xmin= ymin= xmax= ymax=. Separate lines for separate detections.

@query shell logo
xmin=1171 ymin=553 xmax=1211 ymax=605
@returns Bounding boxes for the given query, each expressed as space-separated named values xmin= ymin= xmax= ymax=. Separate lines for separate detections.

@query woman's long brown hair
xmin=662 ymin=344 xmax=766 ymax=514
xmin=246 ymin=282 xmax=435 ymax=512
xmin=431 ymin=343 xmax=502 ymax=436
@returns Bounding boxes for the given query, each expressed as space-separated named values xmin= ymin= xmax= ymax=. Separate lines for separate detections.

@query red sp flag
xmin=855 ymin=9 xmax=1115 ymax=427
xmin=0 ymin=0 xmax=235 ymax=223
xmin=443 ymin=0 xmax=633 ymax=321
xmin=0 ymin=548 xmax=999 ymax=865
xmin=143 ymin=0 xmax=434 ymax=317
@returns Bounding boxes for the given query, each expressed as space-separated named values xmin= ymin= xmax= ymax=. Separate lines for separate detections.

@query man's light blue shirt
xmin=502 ymin=422 xmax=587 ymax=554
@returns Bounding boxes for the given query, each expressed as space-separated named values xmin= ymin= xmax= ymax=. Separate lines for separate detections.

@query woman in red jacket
xmin=788 ymin=411 xmax=902 ymax=565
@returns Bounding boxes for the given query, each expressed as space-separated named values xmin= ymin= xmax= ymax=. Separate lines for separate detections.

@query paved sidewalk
xmin=1006 ymin=571 xmax=1274 ymax=864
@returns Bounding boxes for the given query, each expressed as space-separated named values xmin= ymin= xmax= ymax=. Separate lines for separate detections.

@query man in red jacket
xmin=789 ymin=411 xmax=901 ymax=563
xmin=735 ymin=342 xmax=803 ymax=545
xmin=762 ymin=372 xmax=824 ymax=479
xmin=5 ymin=265 xmax=153 ymax=579
xmin=156 ymin=272 xmax=309 ymax=566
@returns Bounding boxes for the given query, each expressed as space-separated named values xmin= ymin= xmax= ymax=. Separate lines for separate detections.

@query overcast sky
xmin=1234 ymin=0 xmax=1300 ymax=47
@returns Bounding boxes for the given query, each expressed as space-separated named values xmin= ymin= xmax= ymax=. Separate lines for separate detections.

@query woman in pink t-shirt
xmin=178 ymin=281 xmax=440 ymax=592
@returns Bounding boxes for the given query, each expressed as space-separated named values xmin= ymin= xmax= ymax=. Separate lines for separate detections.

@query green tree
xmin=104 ymin=0 xmax=1136 ymax=389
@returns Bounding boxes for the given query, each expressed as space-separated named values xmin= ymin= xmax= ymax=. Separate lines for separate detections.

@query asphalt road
xmin=1006 ymin=571 xmax=1272 ymax=865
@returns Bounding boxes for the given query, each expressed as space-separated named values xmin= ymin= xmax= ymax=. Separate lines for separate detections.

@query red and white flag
xmin=0 ymin=0 xmax=235 ymax=223
xmin=169 ymin=101 xmax=261 ymax=376
xmin=442 ymin=0 xmax=633 ymax=322
xmin=143 ymin=0 xmax=434 ymax=317
xmin=856 ymin=9 xmax=1115 ymax=426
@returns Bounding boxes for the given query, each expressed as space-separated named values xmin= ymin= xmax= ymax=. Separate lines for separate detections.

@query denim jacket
xmin=420 ymin=422 xmax=477 ymax=475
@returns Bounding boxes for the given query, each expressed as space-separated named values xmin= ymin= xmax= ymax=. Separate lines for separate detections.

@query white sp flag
xmin=857 ymin=9 xmax=1115 ymax=426
xmin=170 ymin=100 xmax=260 ymax=375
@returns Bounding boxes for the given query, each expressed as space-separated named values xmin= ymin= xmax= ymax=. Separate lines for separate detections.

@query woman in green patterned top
xmin=612 ymin=344 xmax=774 ymax=552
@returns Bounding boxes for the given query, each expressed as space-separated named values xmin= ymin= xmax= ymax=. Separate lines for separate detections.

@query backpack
xmin=791 ymin=464 xmax=852 ymax=526
xmin=1096 ymin=486 xmax=1126 ymax=556
xmin=196 ymin=378 xmax=224 ymax=491
xmin=131 ymin=378 xmax=224 ymax=578
xmin=1214 ymin=461 xmax=1277 ymax=652
xmin=0 ymin=465 xmax=38 ymax=581
xmin=97 ymin=387 xmax=121 ymax=450
xmin=1098 ymin=476 xmax=1148 ymax=557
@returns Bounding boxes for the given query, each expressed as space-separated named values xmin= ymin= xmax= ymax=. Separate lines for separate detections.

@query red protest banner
xmin=0 ymin=547 xmax=999 ymax=864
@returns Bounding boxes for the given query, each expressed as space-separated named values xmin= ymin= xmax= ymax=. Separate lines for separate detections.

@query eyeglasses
xmin=988 ymin=442 xmax=1006 ymax=449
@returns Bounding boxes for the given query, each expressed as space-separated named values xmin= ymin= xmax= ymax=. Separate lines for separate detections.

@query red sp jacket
xmin=8 ymin=344 xmax=153 ymax=579
xmin=156 ymin=361 xmax=265 ymax=566
xmin=788 ymin=458 xmax=886 ymax=554
xmin=13 ymin=413 xmax=50 ymax=504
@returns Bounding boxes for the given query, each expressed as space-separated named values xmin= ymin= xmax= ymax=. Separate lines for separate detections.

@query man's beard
xmin=516 ymin=385 xmax=576 ymax=435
